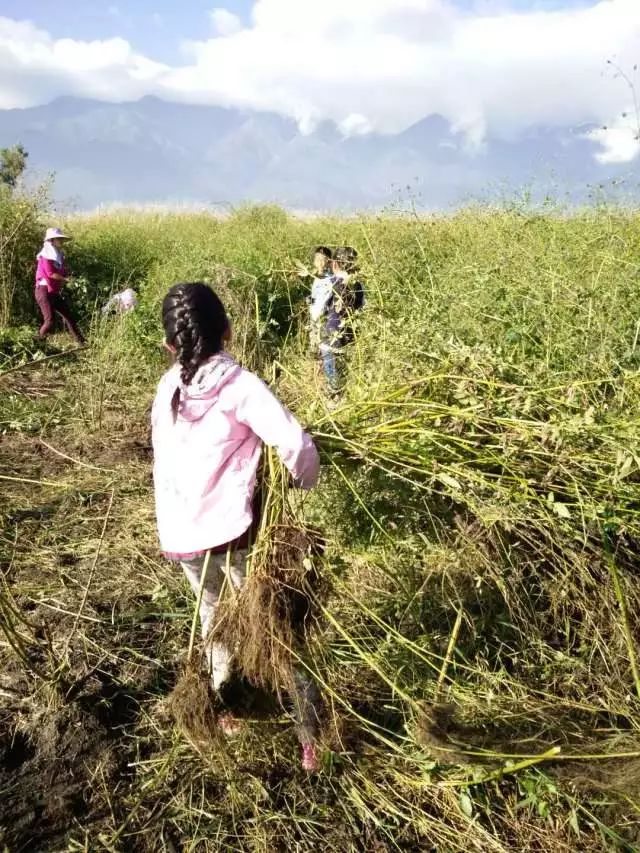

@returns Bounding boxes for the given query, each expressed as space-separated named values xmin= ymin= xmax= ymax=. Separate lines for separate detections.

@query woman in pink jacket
xmin=34 ymin=228 xmax=84 ymax=343
xmin=152 ymin=282 xmax=322 ymax=771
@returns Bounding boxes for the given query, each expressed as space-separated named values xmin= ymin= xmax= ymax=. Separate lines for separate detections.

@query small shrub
xmin=0 ymin=184 xmax=49 ymax=327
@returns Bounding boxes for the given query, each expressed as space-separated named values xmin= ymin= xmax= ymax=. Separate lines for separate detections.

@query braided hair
xmin=162 ymin=282 xmax=229 ymax=420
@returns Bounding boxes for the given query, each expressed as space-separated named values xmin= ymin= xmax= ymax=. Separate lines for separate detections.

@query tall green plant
xmin=0 ymin=184 xmax=49 ymax=327
xmin=0 ymin=144 xmax=28 ymax=190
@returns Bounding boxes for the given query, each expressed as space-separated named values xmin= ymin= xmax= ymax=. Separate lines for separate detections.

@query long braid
xmin=162 ymin=283 xmax=229 ymax=421
xmin=170 ymin=287 xmax=201 ymax=385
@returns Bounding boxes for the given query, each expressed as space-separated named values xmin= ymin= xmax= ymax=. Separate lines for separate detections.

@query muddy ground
xmin=0 ymin=366 xmax=173 ymax=849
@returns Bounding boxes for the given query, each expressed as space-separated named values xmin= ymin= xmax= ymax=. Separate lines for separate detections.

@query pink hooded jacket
xmin=151 ymin=352 xmax=320 ymax=558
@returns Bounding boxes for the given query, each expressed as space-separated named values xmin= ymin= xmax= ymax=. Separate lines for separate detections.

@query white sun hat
xmin=44 ymin=227 xmax=71 ymax=241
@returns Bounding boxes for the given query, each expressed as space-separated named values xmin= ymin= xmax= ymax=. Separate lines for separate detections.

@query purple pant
xmin=34 ymin=287 xmax=84 ymax=343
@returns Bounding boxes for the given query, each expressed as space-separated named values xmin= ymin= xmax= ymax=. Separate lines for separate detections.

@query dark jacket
xmin=320 ymin=275 xmax=365 ymax=349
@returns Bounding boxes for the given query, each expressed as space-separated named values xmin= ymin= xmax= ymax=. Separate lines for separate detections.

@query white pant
xmin=181 ymin=549 xmax=248 ymax=691
xmin=180 ymin=549 xmax=321 ymax=742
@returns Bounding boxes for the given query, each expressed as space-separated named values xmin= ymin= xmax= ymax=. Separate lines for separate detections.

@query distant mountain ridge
xmin=0 ymin=96 xmax=633 ymax=210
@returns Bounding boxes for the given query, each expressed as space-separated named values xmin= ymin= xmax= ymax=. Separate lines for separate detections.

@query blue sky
xmin=0 ymin=1 xmax=254 ymax=60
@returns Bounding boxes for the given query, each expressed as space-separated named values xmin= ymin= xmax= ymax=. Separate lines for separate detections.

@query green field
xmin=1 ymin=204 xmax=640 ymax=851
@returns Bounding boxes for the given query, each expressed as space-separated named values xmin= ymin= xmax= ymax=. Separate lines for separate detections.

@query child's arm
xmin=235 ymin=373 xmax=320 ymax=489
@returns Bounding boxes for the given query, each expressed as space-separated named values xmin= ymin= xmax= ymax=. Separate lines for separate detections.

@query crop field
xmin=1 ymin=203 xmax=640 ymax=851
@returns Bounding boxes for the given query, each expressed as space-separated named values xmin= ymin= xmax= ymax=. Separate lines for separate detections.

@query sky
xmin=0 ymin=0 xmax=638 ymax=163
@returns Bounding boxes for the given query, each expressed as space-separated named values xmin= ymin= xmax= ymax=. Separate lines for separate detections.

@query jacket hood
xmin=175 ymin=352 xmax=241 ymax=422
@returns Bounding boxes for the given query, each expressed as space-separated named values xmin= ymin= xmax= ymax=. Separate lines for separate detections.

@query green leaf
xmin=459 ymin=792 xmax=474 ymax=818
xmin=439 ymin=472 xmax=462 ymax=491
xmin=552 ymin=502 xmax=571 ymax=519
xmin=569 ymin=809 xmax=580 ymax=835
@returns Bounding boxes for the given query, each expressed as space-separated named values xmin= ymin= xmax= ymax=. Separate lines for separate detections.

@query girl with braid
xmin=151 ymin=282 xmax=322 ymax=772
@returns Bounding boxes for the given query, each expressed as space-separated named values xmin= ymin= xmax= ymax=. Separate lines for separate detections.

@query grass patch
xmin=1 ymin=205 xmax=640 ymax=851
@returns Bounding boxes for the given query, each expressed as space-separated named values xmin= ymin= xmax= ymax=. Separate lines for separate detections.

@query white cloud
xmin=586 ymin=113 xmax=640 ymax=163
xmin=339 ymin=113 xmax=373 ymax=136
xmin=0 ymin=17 xmax=166 ymax=108
xmin=0 ymin=1 xmax=638 ymax=165
xmin=209 ymin=8 xmax=243 ymax=37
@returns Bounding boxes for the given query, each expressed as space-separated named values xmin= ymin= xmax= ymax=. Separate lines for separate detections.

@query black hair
xmin=333 ymin=246 xmax=358 ymax=273
xmin=313 ymin=246 xmax=333 ymax=259
xmin=162 ymin=282 xmax=229 ymax=419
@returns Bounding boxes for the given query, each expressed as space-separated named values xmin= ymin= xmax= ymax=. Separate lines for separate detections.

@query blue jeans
xmin=322 ymin=349 xmax=340 ymax=391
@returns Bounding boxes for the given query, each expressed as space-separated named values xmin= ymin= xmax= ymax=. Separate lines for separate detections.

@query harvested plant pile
xmin=209 ymin=515 xmax=326 ymax=698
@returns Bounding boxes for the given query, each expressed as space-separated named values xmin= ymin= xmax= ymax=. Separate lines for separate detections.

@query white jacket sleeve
xmin=310 ymin=279 xmax=332 ymax=323
xmin=234 ymin=372 xmax=320 ymax=489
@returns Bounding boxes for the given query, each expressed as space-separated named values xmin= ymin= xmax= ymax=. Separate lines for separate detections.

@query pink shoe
xmin=301 ymin=742 xmax=320 ymax=773
xmin=218 ymin=712 xmax=243 ymax=737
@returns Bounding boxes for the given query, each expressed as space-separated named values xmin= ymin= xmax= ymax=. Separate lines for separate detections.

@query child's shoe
xmin=218 ymin=712 xmax=243 ymax=737
xmin=301 ymin=742 xmax=320 ymax=773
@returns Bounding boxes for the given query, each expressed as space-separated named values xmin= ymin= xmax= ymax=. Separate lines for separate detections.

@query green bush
xmin=0 ymin=325 xmax=40 ymax=369
xmin=0 ymin=184 xmax=49 ymax=327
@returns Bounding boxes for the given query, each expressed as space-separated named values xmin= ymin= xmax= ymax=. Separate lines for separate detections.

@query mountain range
xmin=0 ymin=96 xmax=635 ymax=211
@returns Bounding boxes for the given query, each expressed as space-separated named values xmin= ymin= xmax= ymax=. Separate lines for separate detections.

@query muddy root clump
xmin=210 ymin=523 xmax=327 ymax=696
xmin=168 ymin=667 xmax=219 ymax=746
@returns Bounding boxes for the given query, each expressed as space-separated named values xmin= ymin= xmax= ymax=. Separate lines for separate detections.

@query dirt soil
xmin=0 ymin=368 xmax=164 ymax=849
xmin=1 ymin=702 xmax=116 ymax=849
xmin=0 ymin=600 xmax=172 ymax=851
